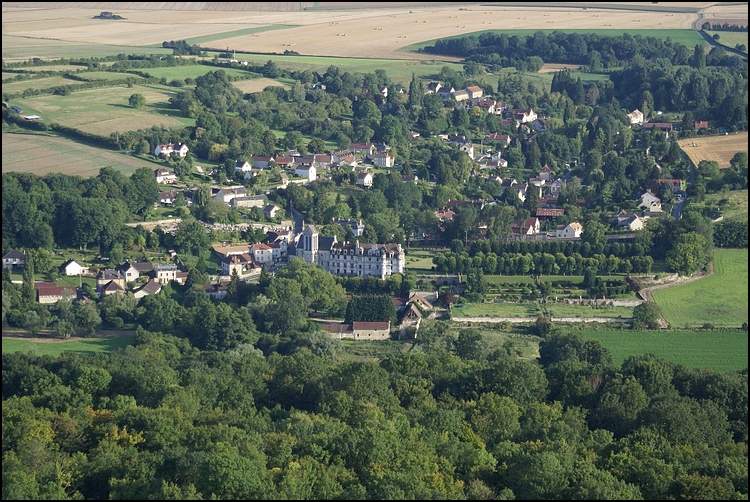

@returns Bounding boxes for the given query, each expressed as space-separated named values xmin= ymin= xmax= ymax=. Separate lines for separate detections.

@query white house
xmin=294 ymin=165 xmax=317 ymax=182
xmin=60 ymin=259 xmax=87 ymax=276
xmin=465 ymin=85 xmax=483 ymax=100
xmin=638 ymin=190 xmax=662 ymax=213
xmin=514 ymin=108 xmax=537 ymax=124
xmin=154 ymin=143 xmax=189 ymax=158
xmin=556 ymin=221 xmax=583 ymax=239
xmin=627 ymin=109 xmax=645 ymax=125
xmin=133 ymin=280 xmax=162 ymax=300
xmin=235 ymin=160 xmax=252 ymax=173
xmin=154 ymin=169 xmax=177 ymax=184
xmin=154 ymin=265 xmax=178 ymax=284
xmin=2 ymin=250 xmax=25 ymax=270
xmin=250 ymin=243 xmax=274 ymax=264
xmin=452 ymin=89 xmax=470 ymax=102
xmin=357 ymin=172 xmax=373 ymax=188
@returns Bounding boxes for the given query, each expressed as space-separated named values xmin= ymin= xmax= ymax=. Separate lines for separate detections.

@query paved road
xmin=692 ymin=13 xmax=748 ymax=60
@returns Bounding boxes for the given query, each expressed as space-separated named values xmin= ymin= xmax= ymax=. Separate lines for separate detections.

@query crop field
xmin=678 ymin=132 xmax=749 ymax=168
xmin=14 ymin=83 xmax=189 ymax=136
xmin=2 ymin=334 xmax=134 ymax=357
xmin=138 ymin=65 xmax=255 ymax=81
xmin=578 ymin=327 xmax=748 ymax=372
xmin=1 ymin=132 xmax=156 ymax=177
xmin=652 ymin=249 xmax=748 ymax=329
xmin=1 ymin=3 xmax=713 ymax=62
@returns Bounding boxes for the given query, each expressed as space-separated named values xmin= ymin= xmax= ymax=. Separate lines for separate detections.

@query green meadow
xmin=137 ymin=65 xmax=256 ymax=80
xmin=577 ymin=327 xmax=748 ymax=372
xmin=652 ymin=249 xmax=748 ymax=329
xmin=2 ymin=334 xmax=134 ymax=357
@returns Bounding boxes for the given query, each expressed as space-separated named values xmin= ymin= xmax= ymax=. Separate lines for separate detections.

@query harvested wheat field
xmin=678 ymin=132 xmax=749 ymax=169
xmin=3 ymin=2 xmax=733 ymax=61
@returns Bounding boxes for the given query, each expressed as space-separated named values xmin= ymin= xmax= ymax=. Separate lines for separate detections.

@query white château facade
xmin=297 ymin=224 xmax=405 ymax=279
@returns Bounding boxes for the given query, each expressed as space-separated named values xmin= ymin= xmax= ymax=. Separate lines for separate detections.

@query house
xmin=252 ymin=156 xmax=272 ymax=169
xmin=694 ymin=120 xmax=709 ymax=130
xmin=556 ymin=221 xmax=583 ymax=239
xmin=459 ymin=143 xmax=474 ymax=158
xmin=294 ymin=164 xmax=316 ymax=182
xmin=638 ymin=190 xmax=662 ymax=212
xmin=235 ymin=160 xmax=252 ymax=173
xmin=133 ymin=280 xmax=162 ymax=299
xmin=538 ymin=165 xmax=552 ymax=182
xmin=513 ymin=217 xmax=540 ymax=236
xmin=249 ymin=243 xmax=273 ymax=264
xmin=514 ymin=108 xmax=537 ymax=124
xmin=154 ymin=168 xmax=177 ymax=184
xmin=536 ymin=208 xmax=565 ymax=218
xmin=119 ymin=261 xmax=153 ymax=283
xmin=614 ymin=211 xmax=645 ymax=231
xmin=627 ymin=109 xmax=644 ymax=125
xmin=154 ymin=264 xmax=178 ymax=284
xmin=159 ymin=190 xmax=178 ymax=205
xmin=352 ymin=321 xmax=391 ymax=340
xmin=96 ymin=269 xmax=125 ymax=290
xmin=154 ymin=142 xmax=189 ymax=158
xmin=452 ymin=89 xmax=470 ymax=102
xmin=215 ymin=186 xmax=247 ymax=204
xmin=642 ymin=122 xmax=673 ymax=138
xmin=372 ymin=152 xmax=395 ymax=168
xmin=465 ymin=85 xmax=483 ymax=100
xmin=99 ymin=280 xmax=125 ymax=296
xmin=205 ymin=282 xmax=229 ymax=300
xmin=176 ymin=271 xmax=188 ymax=285
xmin=11 ymin=105 xmax=23 ymax=113
xmin=350 ymin=143 xmax=376 ymax=155
xmin=230 ymin=194 xmax=266 ymax=209
xmin=60 ymin=259 xmax=87 ymax=276
xmin=399 ymin=303 xmax=422 ymax=340
xmin=437 ymin=86 xmax=455 ymax=99
xmin=263 ymin=204 xmax=280 ymax=218
xmin=425 ymin=82 xmax=442 ymax=94
xmin=401 ymin=175 xmax=419 ymax=183
xmin=2 ymin=250 xmax=25 ymax=269
xmin=434 ymin=208 xmax=456 ymax=221
xmin=357 ymin=172 xmax=373 ymax=188
xmin=486 ymin=132 xmax=511 ymax=147
xmin=274 ymin=155 xmax=296 ymax=168
xmin=548 ymin=178 xmax=564 ymax=195
xmin=333 ymin=219 xmax=365 ymax=237
xmin=659 ymin=178 xmax=684 ymax=192
xmin=35 ymin=282 xmax=77 ymax=304
xmin=221 ymin=253 xmax=254 ymax=276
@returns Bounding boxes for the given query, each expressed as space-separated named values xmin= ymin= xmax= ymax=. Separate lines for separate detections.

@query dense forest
xmin=3 ymin=325 xmax=748 ymax=500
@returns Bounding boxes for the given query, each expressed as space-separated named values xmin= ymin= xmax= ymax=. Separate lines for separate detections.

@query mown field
xmin=579 ymin=327 xmax=748 ymax=372
xmin=13 ymin=83 xmax=191 ymax=135
xmin=2 ymin=334 xmax=134 ymax=358
xmin=1 ymin=132 xmax=157 ymax=177
xmin=652 ymin=249 xmax=748 ymax=329
xmin=232 ymin=77 xmax=291 ymax=94
xmin=452 ymin=302 xmax=634 ymax=319
xmin=705 ymin=30 xmax=748 ymax=53
xmin=2 ymin=75 xmax=78 ymax=94
xmin=678 ymin=132 xmax=749 ymax=168
xmin=183 ymin=25 xmax=298 ymax=45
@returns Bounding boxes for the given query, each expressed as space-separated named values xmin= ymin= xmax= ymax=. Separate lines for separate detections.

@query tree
xmin=665 ymin=232 xmax=709 ymax=275
xmin=128 ymin=93 xmax=145 ymax=109
xmin=632 ymin=301 xmax=662 ymax=330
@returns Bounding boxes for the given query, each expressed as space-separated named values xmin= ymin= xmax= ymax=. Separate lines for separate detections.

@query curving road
xmin=692 ymin=13 xmax=748 ymax=60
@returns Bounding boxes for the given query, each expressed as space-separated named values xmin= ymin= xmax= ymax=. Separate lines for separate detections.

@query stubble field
xmin=677 ymin=132 xmax=749 ymax=168
xmin=1 ymin=3 xmax=712 ymax=62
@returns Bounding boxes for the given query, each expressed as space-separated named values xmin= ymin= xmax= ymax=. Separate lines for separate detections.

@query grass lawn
xmin=3 ymin=75 xmax=78 ymax=94
xmin=74 ymin=71 xmax=145 ymax=81
xmin=405 ymin=249 xmax=438 ymax=272
xmin=577 ymin=327 xmax=748 ymax=372
xmin=338 ymin=338 xmax=408 ymax=362
xmin=652 ymin=249 xmax=748 ymax=329
xmin=2 ymin=334 xmax=134 ymax=357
